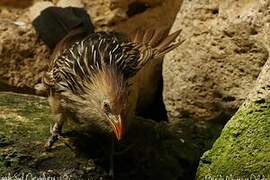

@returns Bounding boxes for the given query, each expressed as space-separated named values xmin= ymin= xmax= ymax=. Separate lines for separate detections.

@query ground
xmin=0 ymin=92 xmax=222 ymax=179
xmin=0 ymin=92 xmax=109 ymax=179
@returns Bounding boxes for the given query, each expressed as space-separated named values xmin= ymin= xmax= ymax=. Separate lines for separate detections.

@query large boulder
xmin=163 ymin=0 xmax=270 ymax=122
xmin=196 ymin=43 xmax=270 ymax=179
xmin=196 ymin=100 xmax=270 ymax=179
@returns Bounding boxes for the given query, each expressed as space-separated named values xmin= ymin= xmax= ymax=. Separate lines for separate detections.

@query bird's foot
xmin=44 ymin=124 xmax=74 ymax=151
xmin=44 ymin=131 xmax=75 ymax=152
xmin=44 ymin=124 xmax=62 ymax=151
xmin=44 ymin=134 xmax=59 ymax=151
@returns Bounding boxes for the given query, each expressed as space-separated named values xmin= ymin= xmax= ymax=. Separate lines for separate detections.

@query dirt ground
xmin=0 ymin=92 xmax=222 ymax=179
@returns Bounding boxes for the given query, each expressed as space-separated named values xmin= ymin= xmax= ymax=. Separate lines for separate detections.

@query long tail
xmin=132 ymin=28 xmax=184 ymax=59
xmin=129 ymin=28 xmax=184 ymax=70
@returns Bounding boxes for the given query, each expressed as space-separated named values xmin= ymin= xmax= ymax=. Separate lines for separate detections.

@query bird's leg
xmin=44 ymin=94 xmax=66 ymax=150
xmin=44 ymin=113 xmax=66 ymax=150
xmin=109 ymin=135 xmax=115 ymax=179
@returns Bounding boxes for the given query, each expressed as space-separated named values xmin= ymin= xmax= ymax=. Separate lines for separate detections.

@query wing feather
xmin=43 ymin=29 xmax=183 ymax=94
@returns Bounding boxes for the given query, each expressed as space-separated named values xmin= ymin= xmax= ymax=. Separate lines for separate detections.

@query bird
xmin=42 ymin=28 xmax=183 ymax=150
xmin=32 ymin=6 xmax=183 ymax=178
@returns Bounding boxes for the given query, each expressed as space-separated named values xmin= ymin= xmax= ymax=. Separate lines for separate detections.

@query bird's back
xmin=44 ymin=32 xmax=140 ymax=94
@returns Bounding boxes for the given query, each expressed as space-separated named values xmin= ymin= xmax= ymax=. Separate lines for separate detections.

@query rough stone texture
xmin=196 ymin=36 xmax=270 ymax=179
xmin=163 ymin=0 xmax=270 ymax=122
xmin=0 ymin=9 xmax=50 ymax=88
xmin=0 ymin=0 xmax=33 ymax=8
xmin=56 ymin=0 xmax=84 ymax=8
xmin=81 ymin=0 xmax=179 ymax=32
xmin=28 ymin=1 xmax=53 ymax=21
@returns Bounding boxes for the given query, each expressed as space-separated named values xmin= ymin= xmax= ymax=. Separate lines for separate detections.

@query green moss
xmin=0 ymin=93 xmax=81 ymax=177
xmin=196 ymin=101 xmax=270 ymax=179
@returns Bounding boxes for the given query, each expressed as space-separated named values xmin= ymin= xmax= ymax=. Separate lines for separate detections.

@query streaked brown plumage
xmin=43 ymin=28 xmax=182 ymax=148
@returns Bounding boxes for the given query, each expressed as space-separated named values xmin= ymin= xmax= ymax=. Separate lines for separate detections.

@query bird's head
xmin=84 ymin=65 xmax=128 ymax=140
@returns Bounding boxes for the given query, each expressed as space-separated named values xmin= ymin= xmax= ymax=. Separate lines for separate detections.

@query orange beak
xmin=108 ymin=115 xmax=123 ymax=141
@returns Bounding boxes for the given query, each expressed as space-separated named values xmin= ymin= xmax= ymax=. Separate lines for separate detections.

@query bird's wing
xmin=42 ymin=27 xmax=90 ymax=94
xmin=102 ymin=29 xmax=183 ymax=78
xmin=42 ymin=30 xmax=183 ymax=93
xmin=42 ymin=32 xmax=137 ymax=94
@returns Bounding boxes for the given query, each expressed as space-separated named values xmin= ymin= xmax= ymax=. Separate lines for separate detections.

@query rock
xmin=110 ymin=0 xmax=163 ymax=9
xmin=83 ymin=0 xmax=182 ymax=33
xmin=0 ymin=12 xmax=50 ymax=88
xmin=28 ymin=1 xmax=54 ymax=21
xmin=196 ymin=101 xmax=270 ymax=179
xmin=56 ymin=0 xmax=84 ymax=8
xmin=0 ymin=0 xmax=33 ymax=8
xmin=163 ymin=0 xmax=270 ymax=122
xmin=196 ymin=44 xmax=270 ymax=179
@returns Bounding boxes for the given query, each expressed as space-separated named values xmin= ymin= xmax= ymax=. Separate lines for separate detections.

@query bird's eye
xmin=103 ymin=102 xmax=111 ymax=113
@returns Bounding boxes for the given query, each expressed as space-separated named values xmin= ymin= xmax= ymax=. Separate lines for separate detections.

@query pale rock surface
xmin=28 ymin=1 xmax=53 ymax=21
xmin=56 ymin=0 xmax=84 ymax=8
xmin=163 ymin=0 xmax=270 ymax=122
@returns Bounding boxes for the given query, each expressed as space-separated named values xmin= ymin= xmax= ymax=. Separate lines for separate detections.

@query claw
xmin=57 ymin=135 xmax=75 ymax=151
xmin=44 ymin=123 xmax=62 ymax=151
xmin=44 ymin=125 xmax=75 ymax=152
xmin=44 ymin=133 xmax=58 ymax=151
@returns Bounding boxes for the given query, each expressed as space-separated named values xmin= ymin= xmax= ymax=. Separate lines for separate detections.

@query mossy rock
xmin=196 ymin=101 xmax=270 ymax=179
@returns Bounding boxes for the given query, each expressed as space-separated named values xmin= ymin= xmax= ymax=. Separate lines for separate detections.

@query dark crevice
xmin=222 ymin=95 xmax=236 ymax=102
xmin=212 ymin=8 xmax=219 ymax=15
xmin=135 ymin=67 xmax=168 ymax=122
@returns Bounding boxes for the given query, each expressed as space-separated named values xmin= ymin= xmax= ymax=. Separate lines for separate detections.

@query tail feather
xmin=148 ymin=28 xmax=168 ymax=47
xmin=131 ymin=28 xmax=183 ymax=66
xmin=156 ymin=30 xmax=182 ymax=53
xmin=132 ymin=28 xmax=169 ymax=47
xmin=142 ymin=29 xmax=155 ymax=44
xmin=133 ymin=30 xmax=144 ymax=43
